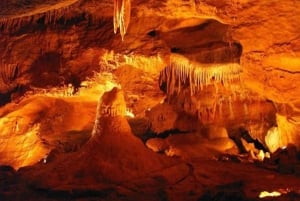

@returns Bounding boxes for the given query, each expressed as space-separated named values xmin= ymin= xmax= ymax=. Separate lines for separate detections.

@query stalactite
xmin=113 ymin=0 xmax=131 ymax=40
xmin=0 ymin=64 xmax=18 ymax=84
xmin=211 ymin=102 xmax=217 ymax=121
xmin=0 ymin=0 xmax=79 ymax=33
xmin=158 ymin=53 xmax=246 ymax=124
xmin=243 ymin=102 xmax=249 ymax=116
xmin=218 ymin=99 xmax=223 ymax=117
xmin=0 ymin=63 xmax=19 ymax=94
xmin=159 ymin=53 xmax=242 ymax=96
xmin=124 ymin=54 xmax=164 ymax=73
xmin=228 ymin=96 xmax=234 ymax=119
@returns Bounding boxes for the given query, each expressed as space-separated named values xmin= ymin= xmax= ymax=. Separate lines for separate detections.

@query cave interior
xmin=0 ymin=0 xmax=300 ymax=200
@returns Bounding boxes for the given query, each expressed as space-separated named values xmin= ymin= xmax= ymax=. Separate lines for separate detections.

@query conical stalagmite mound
xmin=80 ymin=87 xmax=178 ymax=182
xmin=22 ymin=87 xmax=182 ymax=190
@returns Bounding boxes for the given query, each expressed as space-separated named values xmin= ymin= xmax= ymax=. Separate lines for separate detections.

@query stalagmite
xmin=113 ymin=0 xmax=131 ymax=40
xmin=92 ymin=87 xmax=126 ymax=136
xmin=100 ymin=92 xmax=126 ymax=117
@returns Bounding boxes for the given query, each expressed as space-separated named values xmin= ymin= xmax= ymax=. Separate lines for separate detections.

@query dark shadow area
xmin=0 ymin=92 xmax=11 ymax=106
xmin=229 ymin=127 xmax=268 ymax=153
xmin=30 ymin=52 xmax=62 ymax=87
xmin=160 ymin=19 xmax=243 ymax=64
xmin=147 ymin=29 xmax=158 ymax=37
xmin=198 ymin=181 xmax=252 ymax=201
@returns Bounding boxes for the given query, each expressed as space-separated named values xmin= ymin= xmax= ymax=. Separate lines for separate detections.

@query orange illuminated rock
xmin=0 ymin=95 xmax=96 ymax=169
xmin=22 ymin=88 xmax=181 ymax=189
xmin=146 ymin=103 xmax=178 ymax=134
xmin=0 ymin=1 xmax=299 ymax=200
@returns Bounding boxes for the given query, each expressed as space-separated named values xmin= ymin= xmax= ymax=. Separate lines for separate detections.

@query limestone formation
xmin=22 ymin=87 xmax=180 ymax=189
xmin=159 ymin=53 xmax=241 ymax=96
xmin=0 ymin=63 xmax=19 ymax=93
xmin=113 ymin=0 xmax=131 ymax=40
xmin=0 ymin=0 xmax=80 ymax=33
xmin=0 ymin=1 xmax=300 ymax=200
xmin=145 ymin=103 xmax=178 ymax=134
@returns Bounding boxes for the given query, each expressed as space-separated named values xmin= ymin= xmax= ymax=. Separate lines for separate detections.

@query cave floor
xmin=0 ymin=91 xmax=299 ymax=201
xmin=1 ymin=157 xmax=300 ymax=201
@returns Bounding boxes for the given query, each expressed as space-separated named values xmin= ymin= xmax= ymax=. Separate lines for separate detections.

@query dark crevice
xmin=142 ymin=129 xmax=190 ymax=143
xmin=33 ymin=188 xmax=115 ymax=199
xmin=0 ymin=91 xmax=12 ymax=106
xmin=197 ymin=181 xmax=252 ymax=201
xmin=170 ymin=47 xmax=181 ymax=53
xmin=147 ymin=30 xmax=157 ymax=37
xmin=229 ymin=127 xmax=268 ymax=153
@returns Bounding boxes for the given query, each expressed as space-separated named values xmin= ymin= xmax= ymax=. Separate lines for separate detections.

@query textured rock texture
xmin=0 ymin=0 xmax=299 ymax=167
xmin=21 ymin=87 xmax=184 ymax=190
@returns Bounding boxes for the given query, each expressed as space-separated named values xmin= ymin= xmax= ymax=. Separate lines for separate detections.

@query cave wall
xmin=0 ymin=0 xmax=299 ymax=152
xmin=0 ymin=0 xmax=116 ymax=99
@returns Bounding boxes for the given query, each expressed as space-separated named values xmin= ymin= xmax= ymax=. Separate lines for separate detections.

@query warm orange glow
xmin=256 ymin=150 xmax=265 ymax=161
xmin=0 ymin=1 xmax=299 ymax=200
xmin=125 ymin=109 xmax=135 ymax=118
xmin=265 ymin=113 xmax=299 ymax=153
xmin=0 ymin=119 xmax=48 ymax=169
xmin=159 ymin=53 xmax=241 ymax=95
xmin=263 ymin=55 xmax=300 ymax=72
xmin=113 ymin=0 xmax=131 ymax=40
xmin=0 ymin=0 xmax=79 ymax=33
xmin=259 ymin=191 xmax=281 ymax=198
xmin=123 ymin=54 xmax=165 ymax=73
xmin=99 ymin=50 xmax=165 ymax=73
xmin=21 ymin=72 xmax=118 ymax=103
xmin=265 ymin=126 xmax=281 ymax=153
xmin=0 ymin=70 xmax=121 ymax=169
